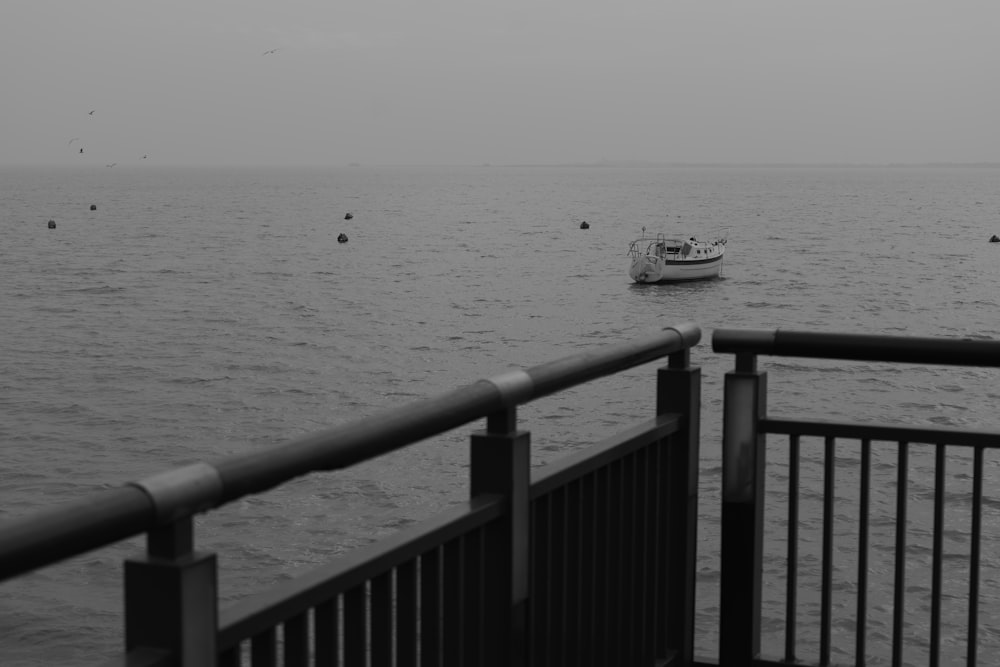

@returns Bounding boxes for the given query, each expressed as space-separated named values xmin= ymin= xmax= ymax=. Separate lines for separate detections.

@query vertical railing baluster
xmin=218 ymin=644 xmax=241 ymax=667
xmin=565 ymin=480 xmax=583 ymax=667
xmin=442 ymin=539 xmax=463 ymax=667
xmin=250 ymin=627 xmax=277 ymax=667
xmin=283 ymin=611 xmax=309 ymax=667
xmin=371 ymin=571 xmax=393 ymax=666
xmin=594 ymin=466 xmax=611 ymax=667
xmin=892 ymin=442 xmax=909 ymax=667
xmin=531 ymin=494 xmax=551 ymax=667
xmin=283 ymin=612 xmax=309 ymax=667
xmin=124 ymin=517 xmax=218 ymax=667
xmin=657 ymin=348 xmax=701 ymax=664
xmin=648 ymin=440 xmax=666 ymax=664
xmin=470 ymin=405 xmax=530 ymax=667
xmin=652 ymin=433 xmax=670 ymax=661
xmin=721 ymin=352 xmax=767 ymax=667
xmin=820 ymin=436 xmax=835 ymax=666
xmin=968 ymin=447 xmax=983 ymax=667
xmin=636 ymin=445 xmax=653 ymax=665
xmin=421 ymin=549 xmax=442 ymax=667
xmin=397 ymin=560 xmax=418 ymax=667
xmin=931 ymin=446 xmax=946 ymax=667
xmin=462 ymin=530 xmax=484 ymax=667
xmin=631 ymin=449 xmax=646 ymax=666
xmin=624 ymin=452 xmax=640 ymax=666
xmin=315 ymin=597 xmax=340 ymax=667
xmin=602 ymin=462 xmax=621 ymax=665
xmin=785 ymin=434 xmax=800 ymax=664
xmin=580 ymin=472 xmax=598 ymax=667
xmin=857 ymin=438 xmax=871 ymax=667
xmin=343 ymin=583 xmax=367 ymax=666
xmin=551 ymin=485 xmax=568 ymax=666
xmin=612 ymin=460 xmax=626 ymax=661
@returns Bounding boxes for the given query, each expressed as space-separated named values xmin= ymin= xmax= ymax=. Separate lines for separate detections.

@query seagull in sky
xmin=262 ymin=48 xmax=280 ymax=55
xmin=88 ymin=110 xmax=95 ymax=115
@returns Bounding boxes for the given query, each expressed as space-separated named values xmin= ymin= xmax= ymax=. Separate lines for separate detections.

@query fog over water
xmin=5 ymin=1 xmax=1000 ymax=167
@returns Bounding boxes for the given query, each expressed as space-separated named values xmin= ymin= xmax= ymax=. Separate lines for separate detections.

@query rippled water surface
xmin=4 ymin=165 xmax=1000 ymax=665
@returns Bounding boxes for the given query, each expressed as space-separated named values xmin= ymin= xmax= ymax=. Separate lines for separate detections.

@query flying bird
xmin=262 ymin=48 xmax=280 ymax=55
xmin=88 ymin=110 xmax=95 ymax=115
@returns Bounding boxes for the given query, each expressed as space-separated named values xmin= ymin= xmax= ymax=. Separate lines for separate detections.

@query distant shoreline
xmin=5 ymin=161 xmax=1000 ymax=170
xmin=487 ymin=161 xmax=1000 ymax=169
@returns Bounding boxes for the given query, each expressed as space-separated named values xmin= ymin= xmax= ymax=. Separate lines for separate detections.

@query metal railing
xmin=0 ymin=322 xmax=702 ymax=667
xmin=712 ymin=328 xmax=1000 ymax=667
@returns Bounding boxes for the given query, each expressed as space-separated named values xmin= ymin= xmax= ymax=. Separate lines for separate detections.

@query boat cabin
xmin=628 ymin=234 xmax=724 ymax=261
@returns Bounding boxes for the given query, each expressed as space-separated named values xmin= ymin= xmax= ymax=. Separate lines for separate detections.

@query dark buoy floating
xmin=48 ymin=219 xmax=56 ymax=229
xmin=344 ymin=212 xmax=353 ymax=220
xmin=991 ymin=234 xmax=1000 ymax=243
xmin=338 ymin=233 xmax=349 ymax=243
xmin=579 ymin=221 xmax=590 ymax=229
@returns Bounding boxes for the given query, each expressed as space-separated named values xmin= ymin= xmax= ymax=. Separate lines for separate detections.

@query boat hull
xmin=627 ymin=233 xmax=727 ymax=283
xmin=628 ymin=254 xmax=724 ymax=283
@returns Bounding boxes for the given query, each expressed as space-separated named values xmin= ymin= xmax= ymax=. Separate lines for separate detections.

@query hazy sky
xmin=4 ymin=1 xmax=1000 ymax=166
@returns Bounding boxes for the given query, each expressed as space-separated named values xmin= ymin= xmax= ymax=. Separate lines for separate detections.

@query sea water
xmin=3 ymin=164 xmax=1000 ymax=665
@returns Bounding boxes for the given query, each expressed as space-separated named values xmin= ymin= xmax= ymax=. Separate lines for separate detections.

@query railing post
xmin=124 ymin=517 xmax=218 ymax=666
xmin=719 ymin=353 xmax=767 ymax=667
xmin=656 ymin=347 xmax=701 ymax=665
xmin=471 ymin=406 xmax=531 ymax=667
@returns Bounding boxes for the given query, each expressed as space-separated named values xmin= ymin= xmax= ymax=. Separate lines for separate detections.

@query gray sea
xmin=3 ymin=164 xmax=1000 ymax=665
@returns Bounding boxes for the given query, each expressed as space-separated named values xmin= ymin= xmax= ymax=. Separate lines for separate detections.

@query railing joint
xmin=129 ymin=462 xmax=223 ymax=525
xmin=735 ymin=352 xmax=757 ymax=373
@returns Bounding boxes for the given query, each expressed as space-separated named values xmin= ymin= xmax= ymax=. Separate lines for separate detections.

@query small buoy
xmin=579 ymin=221 xmax=590 ymax=229
xmin=991 ymin=235 xmax=1000 ymax=243
xmin=338 ymin=233 xmax=349 ymax=243
xmin=90 ymin=204 xmax=97 ymax=211
xmin=344 ymin=213 xmax=353 ymax=220
xmin=48 ymin=220 xmax=56 ymax=229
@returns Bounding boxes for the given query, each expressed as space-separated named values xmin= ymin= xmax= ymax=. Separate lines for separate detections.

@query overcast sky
xmin=4 ymin=1 xmax=999 ymax=167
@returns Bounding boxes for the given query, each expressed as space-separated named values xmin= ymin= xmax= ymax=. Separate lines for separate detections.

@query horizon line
xmin=5 ymin=160 xmax=1000 ymax=169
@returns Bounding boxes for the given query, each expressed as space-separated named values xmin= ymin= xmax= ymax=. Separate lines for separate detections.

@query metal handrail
xmin=0 ymin=322 xmax=700 ymax=580
xmin=713 ymin=328 xmax=1000 ymax=366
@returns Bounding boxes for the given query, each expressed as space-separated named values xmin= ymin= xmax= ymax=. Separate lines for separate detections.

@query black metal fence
xmin=0 ymin=323 xmax=702 ymax=667
xmin=713 ymin=329 xmax=1000 ymax=667
xmin=13 ymin=323 xmax=999 ymax=667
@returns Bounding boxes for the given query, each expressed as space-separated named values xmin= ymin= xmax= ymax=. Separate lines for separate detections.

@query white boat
xmin=627 ymin=230 xmax=727 ymax=283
